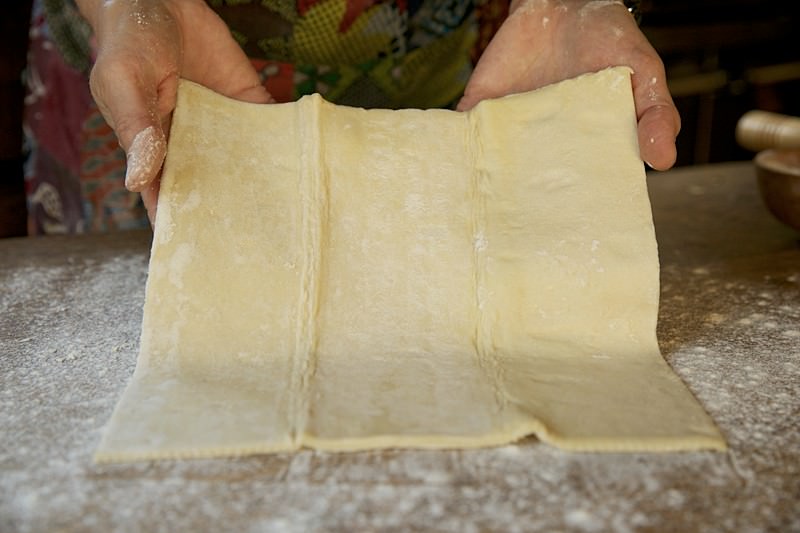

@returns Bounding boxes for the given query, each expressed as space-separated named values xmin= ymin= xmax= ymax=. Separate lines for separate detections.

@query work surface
xmin=1 ymin=162 xmax=798 ymax=532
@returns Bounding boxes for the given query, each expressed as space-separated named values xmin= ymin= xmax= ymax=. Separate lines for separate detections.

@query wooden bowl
xmin=754 ymin=149 xmax=800 ymax=232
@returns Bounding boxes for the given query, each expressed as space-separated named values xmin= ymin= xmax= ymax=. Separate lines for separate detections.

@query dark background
xmin=1 ymin=0 xmax=799 ymax=236
xmin=641 ymin=0 xmax=800 ymax=165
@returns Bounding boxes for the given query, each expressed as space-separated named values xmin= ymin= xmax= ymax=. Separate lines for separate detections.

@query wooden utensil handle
xmin=736 ymin=110 xmax=800 ymax=151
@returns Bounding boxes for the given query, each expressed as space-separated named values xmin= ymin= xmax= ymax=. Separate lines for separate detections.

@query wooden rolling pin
xmin=736 ymin=110 xmax=800 ymax=151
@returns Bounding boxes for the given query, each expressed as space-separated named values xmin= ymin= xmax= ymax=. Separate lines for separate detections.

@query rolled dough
xmin=95 ymin=67 xmax=726 ymax=462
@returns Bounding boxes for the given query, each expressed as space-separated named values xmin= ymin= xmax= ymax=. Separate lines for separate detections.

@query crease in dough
xmin=290 ymin=94 xmax=326 ymax=443
xmin=467 ymin=109 xmax=505 ymax=411
xmin=95 ymin=67 xmax=726 ymax=463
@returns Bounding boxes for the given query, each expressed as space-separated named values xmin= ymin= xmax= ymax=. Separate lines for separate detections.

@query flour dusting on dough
xmin=167 ymin=243 xmax=194 ymax=290
xmin=180 ymin=190 xmax=202 ymax=213
xmin=473 ymin=232 xmax=488 ymax=252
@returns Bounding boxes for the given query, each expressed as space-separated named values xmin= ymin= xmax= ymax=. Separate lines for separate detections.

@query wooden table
xmin=1 ymin=162 xmax=798 ymax=532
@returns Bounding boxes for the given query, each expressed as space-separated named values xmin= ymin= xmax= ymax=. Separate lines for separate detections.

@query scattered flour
xmin=1 ymin=236 xmax=798 ymax=532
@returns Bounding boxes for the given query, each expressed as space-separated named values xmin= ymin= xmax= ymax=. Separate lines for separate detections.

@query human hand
xmin=458 ymin=0 xmax=680 ymax=170
xmin=77 ymin=0 xmax=273 ymax=222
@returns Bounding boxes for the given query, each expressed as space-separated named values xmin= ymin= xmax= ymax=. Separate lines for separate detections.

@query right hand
xmin=78 ymin=0 xmax=273 ymax=222
xmin=458 ymin=0 xmax=681 ymax=171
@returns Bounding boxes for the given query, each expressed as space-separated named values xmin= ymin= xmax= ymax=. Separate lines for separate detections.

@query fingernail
xmin=125 ymin=126 xmax=165 ymax=191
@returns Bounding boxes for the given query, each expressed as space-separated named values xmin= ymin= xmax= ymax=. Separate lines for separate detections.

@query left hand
xmin=458 ymin=0 xmax=680 ymax=170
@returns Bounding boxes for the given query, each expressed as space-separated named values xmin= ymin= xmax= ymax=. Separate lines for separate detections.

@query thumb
xmin=89 ymin=61 xmax=170 ymax=192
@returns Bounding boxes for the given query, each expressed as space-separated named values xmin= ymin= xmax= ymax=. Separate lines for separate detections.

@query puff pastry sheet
xmin=95 ymin=67 xmax=726 ymax=462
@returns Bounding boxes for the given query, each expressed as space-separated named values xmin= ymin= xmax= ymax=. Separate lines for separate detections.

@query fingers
xmin=637 ymin=104 xmax=679 ymax=170
xmin=88 ymin=0 xmax=180 ymax=192
xmin=630 ymin=57 xmax=681 ymax=170
xmin=89 ymin=59 xmax=169 ymax=192
xmin=124 ymin=125 xmax=167 ymax=191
